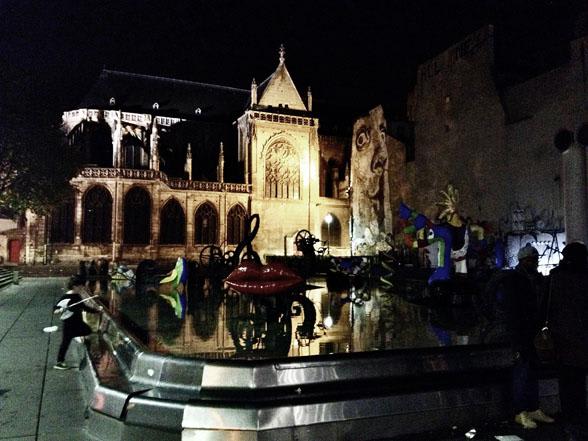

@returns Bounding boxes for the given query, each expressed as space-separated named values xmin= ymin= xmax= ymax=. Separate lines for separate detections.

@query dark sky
xmin=1 ymin=0 xmax=585 ymax=122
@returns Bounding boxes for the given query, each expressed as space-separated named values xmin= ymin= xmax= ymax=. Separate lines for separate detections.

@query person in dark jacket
xmin=503 ymin=244 xmax=554 ymax=429
xmin=87 ymin=260 xmax=98 ymax=293
xmin=78 ymin=260 xmax=87 ymax=285
xmin=53 ymin=275 xmax=102 ymax=370
xmin=548 ymin=242 xmax=588 ymax=437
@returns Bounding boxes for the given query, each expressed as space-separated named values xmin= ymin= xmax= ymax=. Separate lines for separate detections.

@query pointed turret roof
xmin=257 ymin=45 xmax=307 ymax=112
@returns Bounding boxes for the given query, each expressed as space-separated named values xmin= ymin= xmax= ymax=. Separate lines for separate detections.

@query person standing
xmin=87 ymin=260 xmax=98 ymax=293
xmin=53 ymin=275 xmax=102 ymax=370
xmin=98 ymin=258 xmax=109 ymax=293
xmin=548 ymin=242 xmax=588 ymax=438
xmin=503 ymin=244 xmax=555 ymax=429
xmin=78 ymin=260 xmax=87 ymax=285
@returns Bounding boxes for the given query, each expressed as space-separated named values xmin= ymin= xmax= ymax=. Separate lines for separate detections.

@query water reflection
xmin=96 ymin=268 xmax=506 ymax=360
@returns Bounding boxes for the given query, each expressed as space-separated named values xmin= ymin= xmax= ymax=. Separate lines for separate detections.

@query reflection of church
xmin=30 ymin=47 xmax=351 ymax=263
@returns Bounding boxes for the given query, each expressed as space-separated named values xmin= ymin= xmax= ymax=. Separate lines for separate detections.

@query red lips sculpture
xmin=224 ymin=261 xmax=305 ymax=295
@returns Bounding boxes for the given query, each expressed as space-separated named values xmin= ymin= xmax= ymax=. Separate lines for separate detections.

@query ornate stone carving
xmin=78 ymin=168 xmax=250 ymax=194
xmin=264 ymin=142 xmax=300 ymax=199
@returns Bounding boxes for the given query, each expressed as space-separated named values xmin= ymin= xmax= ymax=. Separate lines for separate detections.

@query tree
xmin=0 ymin=63 xmax=80 ymax=214
xmin=0 ymin=114 xmax=79 ymax=214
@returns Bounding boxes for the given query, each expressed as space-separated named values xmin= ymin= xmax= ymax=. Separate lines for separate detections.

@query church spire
xmin=256 ymin=45 xmax=306 ymax=111
xmin=251 ymin=78 xmax=257 ymax=106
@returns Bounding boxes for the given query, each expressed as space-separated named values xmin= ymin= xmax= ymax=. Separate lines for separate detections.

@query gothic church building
xmin=33 ymin=47 xmax=350 ymax=264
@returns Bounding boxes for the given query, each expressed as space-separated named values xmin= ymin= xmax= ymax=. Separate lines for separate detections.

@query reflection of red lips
xmin=225 ymin=261 xmax=304 ymax=295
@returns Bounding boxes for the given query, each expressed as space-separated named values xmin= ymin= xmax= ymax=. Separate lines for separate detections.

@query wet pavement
xmin=383 ymin=419 xmax=583 ymax=440
xmin=0 ymin=278 xmax=89 ymax=441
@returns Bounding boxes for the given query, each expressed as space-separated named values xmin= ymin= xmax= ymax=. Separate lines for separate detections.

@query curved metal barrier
xmin=79 ymin=303 xmax=520 ymax=441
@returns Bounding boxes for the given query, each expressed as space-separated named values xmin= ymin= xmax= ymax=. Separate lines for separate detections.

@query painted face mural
xmin=351 ymin=105 xmax=391 ymax=254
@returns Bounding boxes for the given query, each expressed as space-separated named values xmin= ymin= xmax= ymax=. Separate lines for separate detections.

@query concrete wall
xmin=501 ymin=65 xmax=572 ymax=230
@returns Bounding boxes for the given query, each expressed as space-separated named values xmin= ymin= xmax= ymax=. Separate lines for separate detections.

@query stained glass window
xmin=122 ymin=135 xmax=148 ymax=169
xmin=264 ymin=142 xmax=300 ymax=199
xmin=160 ymin=198 xmax=185 ymax=245
xmin=82 ymin=186 xmax=112 ymax=243
xmin=49 ymin=195 xmax=74 ymax=243
xmin=194 ymin=202 xmax=218 ymax=245
xmin=226 ymin=204 xmax=246 ymax=245
xmin=123 ymin=186 xmax=151 ymax=244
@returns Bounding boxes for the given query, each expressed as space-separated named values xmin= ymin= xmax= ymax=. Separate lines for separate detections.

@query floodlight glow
xmin=324 ymin=316 xmax=333 ymax=329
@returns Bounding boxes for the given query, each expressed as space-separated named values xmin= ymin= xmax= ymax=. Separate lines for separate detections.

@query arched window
xmin=123 ymin=187 xmax=151 ymax=244
xmin=226 ymin=204 xmax=246 ymax=245
xmin=68 ymin=120 xmax=112 ymax=167
xmin=321 ymin=214 xmax=342 ymax=247
xmin=122 ymin=134 xmax=148 ymax=169
xmin=82 ymin=186 xmax=112 ymax=243
xmin=160 ymin=198 xmax=185 ymax=245
xmin=324 ymin=158 xmax=341 ymax=198
xmin=264 ymin=142 xmax=300 ymax=199
xmin=194 ymin=202 xmax=218 ymax=245
xmin=49 ymin=195 xmax=74 ymax=243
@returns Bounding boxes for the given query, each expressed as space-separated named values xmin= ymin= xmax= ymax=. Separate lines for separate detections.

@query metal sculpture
xmin=294 ymin=229 xmax=322 ymax=258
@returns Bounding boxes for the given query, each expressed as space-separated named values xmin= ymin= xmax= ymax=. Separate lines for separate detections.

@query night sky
xmin=1 ymin=0 xmax=585 ymax=123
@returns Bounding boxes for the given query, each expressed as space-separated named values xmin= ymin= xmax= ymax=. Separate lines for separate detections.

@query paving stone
xmin=43 ymin=368 xmax=84 ymax=394
xmin=0 ymin=387 xmax=39 ymax=438
xmin=0 ymin=336 xmax=50 ymax=368
xmin=37 ymin=428 xmax=91 ymax=441
xmin=38 ymin=387 xmax=88 ymax=436
xmin=0 ymin=437 xmax=36 ymax=441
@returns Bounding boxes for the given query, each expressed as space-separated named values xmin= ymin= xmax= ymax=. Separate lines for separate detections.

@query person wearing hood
xmin=548 ymin=241 xmax=588 ymax=438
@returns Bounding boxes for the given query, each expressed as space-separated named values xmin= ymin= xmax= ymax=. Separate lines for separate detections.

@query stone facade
xmin=406 ymin=25 xmax=588 ymax=244
xmin=407 ymin=26 xmax=510 ymax=222
xmin=23 ymin=29 xmax=588 ymax=265
xmin=237 ymin=49 xmax=350 ymax=257
xmin=0 ymin=217 xmax=22 ymax=264
xmin=27 ymin=49 xmax=351 ymax=264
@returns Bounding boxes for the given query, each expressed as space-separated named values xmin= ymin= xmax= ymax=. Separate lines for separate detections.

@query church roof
xmin=79 ymin=69 xmax=250 ymax=121
xmin=256 ymin=45 xmax=308 ymax=112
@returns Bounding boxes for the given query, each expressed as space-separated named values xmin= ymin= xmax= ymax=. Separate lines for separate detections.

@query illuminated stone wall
xmin=407 ymin=27 xmax=588 ymax=237
xmin=32 ymin=171 xmax=250 ymax=263
xmin=239 ymin=52 xmax=351 ymax=258
xmin=28 ymin=52 xmax=352 ymax=263
xmin=239 ymin=111 xmax=350 ymax=258
xmin=407 ymin=26 xmax=511 ymax=223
